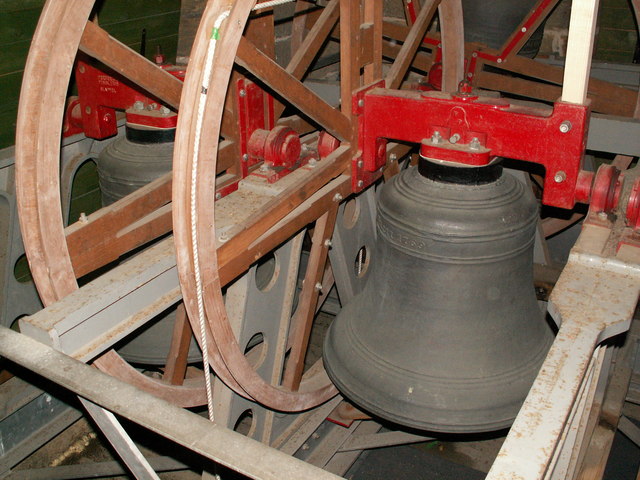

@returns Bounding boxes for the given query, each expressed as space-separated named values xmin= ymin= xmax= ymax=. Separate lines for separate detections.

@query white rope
xmin=253 ymin=0 xmax=300 ymax=10
xmin=190 ymin=0 xmax=311 ymax=422
xmin=191 ymin=10 xmax=230 ymax=422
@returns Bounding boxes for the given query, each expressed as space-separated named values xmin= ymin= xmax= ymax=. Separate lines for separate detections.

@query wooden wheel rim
xmin=173 ymin=0 xmax=465 ymax=411
xmin=173 ymin=0 xmax=338 ymax=412
xmin=15 ymin=0 xmax=208 ymax=407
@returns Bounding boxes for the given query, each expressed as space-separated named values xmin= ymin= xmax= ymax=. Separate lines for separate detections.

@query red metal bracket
xmin=236 ymin=78 xmax=314 ymax=184
xmin=357 ymin=85 xmax=595 ymax=209
xmin=68 ymin=60 xmax=181 ymax=139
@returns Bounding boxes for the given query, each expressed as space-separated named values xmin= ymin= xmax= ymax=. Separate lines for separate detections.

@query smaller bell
xmin=324 ymin=158 xmax=553 ymax=433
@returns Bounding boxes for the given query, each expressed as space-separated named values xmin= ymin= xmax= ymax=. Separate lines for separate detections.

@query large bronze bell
xmin=323 ymin=159 xmax=554 ymax=433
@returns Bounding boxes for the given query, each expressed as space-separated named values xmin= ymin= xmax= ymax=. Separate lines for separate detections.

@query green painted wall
xmin=0 ymin=0 xmax=181 ymax=149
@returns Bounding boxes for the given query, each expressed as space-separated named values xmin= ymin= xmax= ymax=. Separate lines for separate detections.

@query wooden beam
xmin=162 ymin=304 xmax=192 ymax=385
xmin=339 ymin=0 xmax=361 ymax=119
xmin=438 ymin=0 xmax=465 ymax=92
xmin=236 ymin=37 xmax=352 ymax=141
xmin=79 ymin=21 xmax=183 ymax=109
xmin=363 ymin=0 xmax=383 ymax=84
xmin=385 ymin=0 xmax=438 ymax=89
xmin=282 ymin=207 xmax=338 ymax=390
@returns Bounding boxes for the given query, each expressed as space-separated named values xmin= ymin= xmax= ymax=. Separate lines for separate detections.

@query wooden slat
xmin=489 ymin=54 xmax=638 ymax=113
xmin=382 ymin=39 xmax=433 ymax=72
xmin=273 ymin=0 xmax=340 ymax=120
xmin=476 ymin=69 xmax=635 ymax=116
xmin=236 ymin=36 xmax=351 ymax=141
xmin=218 ymin=175 xmax=351 ymax=288
xmin=438 ymin=0 xmax=464 ymax=92
xmin=287 ymin=0 xmax=339 ymax=80
xmin=79 ymin=21 xmax=182 ymax=109
xmin=385 ymin=0 xmax=438 ymax=90
xmin=282 ymin=207 xmax=338 ymax=390
xmin=65 ymin=141 xmax=235 ymax=278
xmin=561 ymin=0 xmax=600 ymax=105
xmin=290 ymin=1 xmax=314 ymax=56
xmin=215 ymin=146 xmax=351 ymax=281
xmin=363 ymin=0 xmax=383 ymax=84
xmin=162 ymin=303 xmax=192 ymax=385
xmin=339 ymin=0 xmax=361 ymax=119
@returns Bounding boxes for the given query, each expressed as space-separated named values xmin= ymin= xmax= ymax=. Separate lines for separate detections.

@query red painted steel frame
xmin=356 ymin=86 xmax=590 ymax=210
xmin=71 ymin=60 xmax=182 ymax=139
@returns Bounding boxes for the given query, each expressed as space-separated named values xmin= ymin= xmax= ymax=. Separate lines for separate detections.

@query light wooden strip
xmin=561 ymin=0 xmax=600 ymax=105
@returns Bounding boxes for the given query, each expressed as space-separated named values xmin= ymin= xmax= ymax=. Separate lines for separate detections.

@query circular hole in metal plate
xmin=342 ymin=198 xmax=360 ymax=229
xmin=244 ymin=332 xmax=267 ymax=370
xmin=354 ymin=246 xmax=370 ymax=278
xmin=254 ymin=252 xmax=279 ymax=292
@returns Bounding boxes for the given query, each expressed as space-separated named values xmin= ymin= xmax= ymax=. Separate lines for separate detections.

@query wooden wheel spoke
xmin=282 ymin=207 xmax=339 ymax=391
xmin=79 ymin=20 xmax=183 ymax=109
xmin=236 ymin=36 xmax=352 ymax=141
xmin=385 ymin=0 xmax=439 ymax=90
xmin=162 ymin=304 xmax=192 ymax=386
xmin=272 ymin=0 xmax=340 ymax=121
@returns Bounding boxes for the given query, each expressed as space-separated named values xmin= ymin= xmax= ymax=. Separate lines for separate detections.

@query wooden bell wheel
xmin=13 ymin=0 xmax=463 ymax=412
xmin=15 ymin=0 xmax=208 ymax=407
xmin=171 ymin=0 xmax=468 ymax=411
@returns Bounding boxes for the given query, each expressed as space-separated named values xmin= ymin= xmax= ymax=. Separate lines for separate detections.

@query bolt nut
xmin=554 ymin=171 xmax=567 ymax=183
xmin=315 ymin=282 xmax=323 ymax=291
xmin=301 ymin=444 xmax=310 ymax=451
xmin=358 ymin=99 xmax=365 ymax=108
xmin=357 ymin=180 xmax=364 ymax=188
xmin=449 ymin=133 xmax=461 ymax=144
xmin=469 ymin=137 xmax=481 ymax=150
xmin=333 ymin=193 xmax=343 ymax=202
xmin=242 ymin=153 xmax=249 ymax=162
xmin=239 ymin=89 xmax=246 ymax=97
xmin=215 ymin=192 xmax=222 ymax=200
xmin=324 ymin=239 xmax=332 ymax=248
xmin=431 ymin=131 xmax=442 ymax=144
xmin=218 ymin=232 xmax=229 ymax=243
xmin=160 ymin=106 xmax=171 ymax=115
xmin=559 ymin=121 xmax=572 ymax=133
xmin=357 ymin=159 xmax=364 ymax=168
xmin=390 ymin=153 xmax=397 ymax=162
xmin=147 ymin=103 xmax=158 ymax=111
xmin=133 ymin=101 xmax=145 ymax=110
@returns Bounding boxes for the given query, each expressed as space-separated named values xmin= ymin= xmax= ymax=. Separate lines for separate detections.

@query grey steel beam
xmin=587 ymin=114 xmax=640 ymax=156
xmin=0 ymin=326 xmax=342 ymax=480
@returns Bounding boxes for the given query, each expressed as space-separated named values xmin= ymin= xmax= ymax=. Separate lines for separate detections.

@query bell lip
xmin=418 ymin=155 xmax=503 ymax=185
